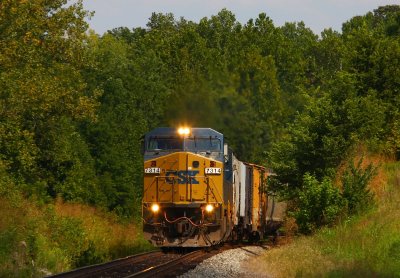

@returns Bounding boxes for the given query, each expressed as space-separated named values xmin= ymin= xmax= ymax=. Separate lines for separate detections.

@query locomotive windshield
xmin=147 ymin=137 xmax=183 ymax=151
xmin=146 ymin=137 xmax=221 ymax=152
xmin=185 ymin=137 xmax=221 ymax=152
xmin=144 ymin=127 xmax=224 ymax=162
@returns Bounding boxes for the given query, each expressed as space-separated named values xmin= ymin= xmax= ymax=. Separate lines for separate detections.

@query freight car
xmin=142 ymin=127 xmax=285 ymax=247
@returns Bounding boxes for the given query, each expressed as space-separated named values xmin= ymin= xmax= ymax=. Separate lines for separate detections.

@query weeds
xmin=342 ymin=158 xmax=376 ymax=214
xmin=294 ymin=174 xmax=344 ymax=234
xmin=0 ymin=196 xmax=154 ymax=277
xmin=293 ymin=157 xmax=375 ymax=234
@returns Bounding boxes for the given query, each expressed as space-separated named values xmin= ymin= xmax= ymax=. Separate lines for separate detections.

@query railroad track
xmin=48 ymin=250 xmax=181 ymax=278
xmin=48 ymin=245 xmax=235 ymax=278
xmin=130 ymin=248 xmax=218 ymax=278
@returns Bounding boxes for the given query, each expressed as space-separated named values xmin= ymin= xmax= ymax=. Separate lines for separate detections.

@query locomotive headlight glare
xmin=205 ymin=204 xmax=214 ymax=213
xmin=178 ymin=127 xmax=190 ymax=135
xmin=151 ymin=203 xmax=160 ymax=213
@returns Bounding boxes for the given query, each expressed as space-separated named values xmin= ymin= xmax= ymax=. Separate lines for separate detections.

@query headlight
xmin=177 ymin=127 xmax=190 ymax=135
xmin=151 ymin=203 xmax=160 ymax=213
xmin=205 ymin=204 xmax=214 ymax=213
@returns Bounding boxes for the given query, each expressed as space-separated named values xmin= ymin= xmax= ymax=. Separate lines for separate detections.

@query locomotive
xmin=142 ymin=127 xmax=285 ymax=247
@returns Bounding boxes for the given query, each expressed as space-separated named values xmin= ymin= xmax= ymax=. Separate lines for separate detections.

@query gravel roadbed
xmin=179 ymin=246 xmax=269 ymax=278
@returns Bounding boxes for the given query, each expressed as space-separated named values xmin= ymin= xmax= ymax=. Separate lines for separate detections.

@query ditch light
xmin=151 ymin=203 xmax=160 ymax=213
xmin=205 ymin=204 xmax=214 ymax=213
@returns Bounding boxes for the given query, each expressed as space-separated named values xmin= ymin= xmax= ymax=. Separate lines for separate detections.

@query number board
xmin=205 ymin=167 xmax=221 ymax=175
xmin=144 ymin=167 xmax=161 ymax=174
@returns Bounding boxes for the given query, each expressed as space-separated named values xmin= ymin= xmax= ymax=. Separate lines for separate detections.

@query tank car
xmin=142 ymin=127 xmax=284 ymax=247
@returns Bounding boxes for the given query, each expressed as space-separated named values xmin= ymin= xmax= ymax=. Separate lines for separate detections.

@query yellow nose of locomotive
xmin=142 ymin=127 xmax=226 ymax=247
xmin=143 ymin=152 xmax=223 ymax=204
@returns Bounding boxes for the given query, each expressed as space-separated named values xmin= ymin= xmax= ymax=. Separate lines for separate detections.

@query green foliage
xmin=0 ymin=195 xmax=155 ymax=275
xmin=266 ymin=5 xmax=399 ymax=236
xmin=0 ymin=0 xmax=99 ymax=206
xmin=342 ymin=159 xmax=376 ymax=214
xmin=81 ymin=32 xmax=168 ymax=216
xmin=269 ymin=4 xmax=399 ymax=187
xmin=269 ymin=72 xmax=387 ymax=187
xmin=125 ymin=9 xmax=292 ymax=163
xmin=293 ymin=159 xmax=376 ymax=234
xmin=256 ymin=162 xmax=400 ymax=277
xmin=294 ymin=174 xmax=344 ymax=234
xmin=0 ymin=228 xmax=18 ymax=264
xmin=74 ymin=241 xmax=105 ymax=267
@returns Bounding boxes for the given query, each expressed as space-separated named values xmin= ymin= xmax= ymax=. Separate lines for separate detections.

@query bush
xmin=294 ymin=174 xmax=344 ymax=234
xmin=342 ymin=158 xmax=376 ymax=214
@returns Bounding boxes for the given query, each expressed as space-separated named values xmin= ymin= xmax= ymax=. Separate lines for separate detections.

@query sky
xmin=82 ymin=1 xmax=399 ymax=35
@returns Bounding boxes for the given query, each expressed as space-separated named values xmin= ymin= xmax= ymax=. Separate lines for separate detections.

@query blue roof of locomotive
xmin=145 ymin=127 xmax=223 ymax=140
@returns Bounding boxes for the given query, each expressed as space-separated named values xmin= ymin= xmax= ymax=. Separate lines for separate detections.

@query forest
xmin=0 ymin=0 xmax=399 ymax=275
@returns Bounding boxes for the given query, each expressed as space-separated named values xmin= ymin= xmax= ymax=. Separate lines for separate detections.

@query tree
xmin=0 ymin=0 xmax=99 ymax=202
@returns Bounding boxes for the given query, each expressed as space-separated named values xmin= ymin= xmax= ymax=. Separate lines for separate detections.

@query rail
xmin=48 ymin=244 xmax=263 ymax=278
xmin=127 ymin=250 xmax=204 ymax=278
xmin=47 ymin=250 xmax=163 ymax=278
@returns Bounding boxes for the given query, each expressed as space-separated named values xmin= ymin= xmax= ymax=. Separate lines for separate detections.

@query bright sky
xmin=82 ymin=1 xmax=399 ymax=35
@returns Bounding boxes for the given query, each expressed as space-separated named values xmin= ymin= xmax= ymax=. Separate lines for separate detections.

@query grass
xmin=0 ymin=195 xmax=154 ymax=277
xmin=245 ymin=160 xmax=400 ymax=277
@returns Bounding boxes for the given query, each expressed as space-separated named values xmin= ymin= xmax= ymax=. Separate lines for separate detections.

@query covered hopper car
xmin=142 ymin=127 xmax=285 ymax=247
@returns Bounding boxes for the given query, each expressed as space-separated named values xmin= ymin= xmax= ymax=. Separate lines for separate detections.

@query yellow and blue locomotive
xmin=142 ymin=127 xmax=285 ymax=247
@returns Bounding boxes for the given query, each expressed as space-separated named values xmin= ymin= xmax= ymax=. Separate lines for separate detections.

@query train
xmin=142 ymin=127 xmax=286 ymax=247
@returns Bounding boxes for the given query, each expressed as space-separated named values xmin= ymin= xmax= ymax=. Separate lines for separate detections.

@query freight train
xmin=142 ymin=127 xmax=285 ymax=247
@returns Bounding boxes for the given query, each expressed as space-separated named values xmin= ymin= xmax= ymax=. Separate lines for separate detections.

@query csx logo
xmin=166 ymin=171 xmax=199 ymax=184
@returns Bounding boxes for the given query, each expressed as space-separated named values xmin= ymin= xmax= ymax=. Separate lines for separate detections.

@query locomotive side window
xmin=147 ymin=137 xmax=183 ymax=151
xmin=185 ymin=138 xmax=221 ymax=151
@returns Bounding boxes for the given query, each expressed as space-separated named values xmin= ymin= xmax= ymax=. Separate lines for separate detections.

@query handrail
xmin=143 ymin=175 xmax=223 ymax=203
xmin=207 ymin=177 xmax=223 ymax=202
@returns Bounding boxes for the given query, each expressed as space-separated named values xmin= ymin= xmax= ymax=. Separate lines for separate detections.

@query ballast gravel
xmin=179 ymin=246 xmax=270 ymax=278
